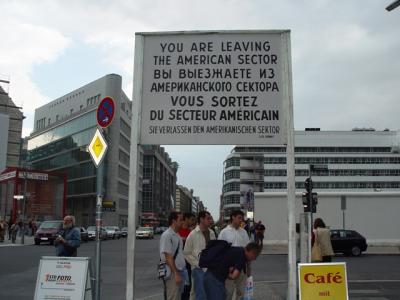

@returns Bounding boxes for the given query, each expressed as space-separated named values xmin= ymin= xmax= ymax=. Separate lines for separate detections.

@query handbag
xmin=311 ymin=231 xmax=322 ymax=262
xmin=158 ymin=239 xmax=179 ymax=279
xmin=243 ymin=275 xmax=254 ymax=300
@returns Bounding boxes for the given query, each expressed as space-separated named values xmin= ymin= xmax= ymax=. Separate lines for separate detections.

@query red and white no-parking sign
xmin=96 ymin=96 xmax=115 ymax=128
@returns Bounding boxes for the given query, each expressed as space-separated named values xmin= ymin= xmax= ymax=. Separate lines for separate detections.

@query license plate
xmin=41 ymin=237 xmax=48 ymax=240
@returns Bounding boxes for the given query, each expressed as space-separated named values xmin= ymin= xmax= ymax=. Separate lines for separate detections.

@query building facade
xmin=141 ymin=145 xmax=177 ymax=226
xmin=0 ymin=84 xmax=24 ymax=172
xmin=27 ymin=74 xmax=136 ymax=227
xmin=222 ymin=129 xmax=400 ymax=221
xmin=175 ymin=185 xmax=193 ymax=214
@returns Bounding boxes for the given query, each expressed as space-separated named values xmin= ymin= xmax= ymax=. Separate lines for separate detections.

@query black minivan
xmin=330 ymin=229 xmax=368 ymax=256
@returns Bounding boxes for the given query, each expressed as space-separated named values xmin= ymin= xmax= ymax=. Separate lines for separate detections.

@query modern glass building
xmin=27 ymin=74 xmax=136 ymax=227
xmin=222 ymin=129 xmax=400 ymax=220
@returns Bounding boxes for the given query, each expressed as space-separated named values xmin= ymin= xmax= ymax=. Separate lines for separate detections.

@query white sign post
xmin=128 ymin=30 xmax=295 ymax=299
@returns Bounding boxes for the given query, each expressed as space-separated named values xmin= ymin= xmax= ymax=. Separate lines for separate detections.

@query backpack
xmin=199 ymin=240 xmax=231 ymax=268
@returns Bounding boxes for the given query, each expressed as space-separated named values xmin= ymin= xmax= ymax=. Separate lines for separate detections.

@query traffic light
xmin=302 ymin=192 xmax=318 ymax=213
xmin=311 ymin=192 xmax=318 ymax=213
xmin=305 ymin=177 xmax=313 ymax=192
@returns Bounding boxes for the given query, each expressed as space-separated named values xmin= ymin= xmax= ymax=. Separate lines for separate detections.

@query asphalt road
xmin=1 ymin=236 xmax=400 ymax=299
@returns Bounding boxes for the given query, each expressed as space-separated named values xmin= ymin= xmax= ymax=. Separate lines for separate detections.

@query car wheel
xmin=351 ymin=246 xmax=362 ymax=256
xmin=34 ymin=239 xmax=40 ymax=245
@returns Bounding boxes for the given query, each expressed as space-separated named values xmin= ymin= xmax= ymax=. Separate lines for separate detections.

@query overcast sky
xmin=1 ymin=0 xmax=399 ymax=218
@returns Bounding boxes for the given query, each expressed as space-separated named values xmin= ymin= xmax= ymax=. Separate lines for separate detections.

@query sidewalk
xmin=261 ymin=244 xmax=400 ymax=255
xmin=0 ymin=235 xmax=34 ymax=247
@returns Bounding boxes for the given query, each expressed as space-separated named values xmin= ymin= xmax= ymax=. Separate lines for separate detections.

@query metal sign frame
xmin=34 ymin=256 xmax=93 ymax=300
xmin=127 ymin=30 xmax=296 ymax=299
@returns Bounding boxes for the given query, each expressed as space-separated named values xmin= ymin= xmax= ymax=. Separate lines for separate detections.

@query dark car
xmin=121 ymin=227 xmax=128 ymax=237
xmin=34 ymin=220 xmax=63 ymax=245
xmin=80 ymin=227 xmax=89 ymax=242
xmin=330 ymin=229 xmax=368 ymax=256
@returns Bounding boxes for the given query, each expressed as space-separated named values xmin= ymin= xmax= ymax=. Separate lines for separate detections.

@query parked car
xmin=121 ymin=227 xmax=128 ymax=237
xmin=87 ymin=226 xmax=108 ymax=240
xmin=154 ymin=226 xmax=168 ymax=234
xmin=80 ymin=227 xmax=89 ymax=242
xmin=330 ymin=229 xmax=368 ymax=256
xmin=136 ymin=227 xmax=154 ymax=239
xmin=104 ymin=226 xmax=122 ymax=239
xmin=34 ymin=220 xmax=63 ymax=245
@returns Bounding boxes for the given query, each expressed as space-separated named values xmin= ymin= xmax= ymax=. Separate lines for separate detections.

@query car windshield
xmin=105 ymin=226 xmax=115 ymax=230
xmin=39 ymin=221 xmax=62 ymax=229
xmin=87 ymin=226 xmax=96 ymax=231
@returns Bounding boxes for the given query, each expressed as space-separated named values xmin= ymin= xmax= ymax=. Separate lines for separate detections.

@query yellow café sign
xmin=298 ymin=262 xmax=349 ymax=300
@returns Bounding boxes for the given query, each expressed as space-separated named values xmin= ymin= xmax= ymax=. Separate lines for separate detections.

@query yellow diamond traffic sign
xmin=88 ymin=128 xmax=108 ymax=167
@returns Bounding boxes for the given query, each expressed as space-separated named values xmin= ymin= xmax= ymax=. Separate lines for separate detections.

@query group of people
xmin=160 ymin=210 xmax=262 ymax=300
xmin=0 ymin=219 xmax=23 ymax=243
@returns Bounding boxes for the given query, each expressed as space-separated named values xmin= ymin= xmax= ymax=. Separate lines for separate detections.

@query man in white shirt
xmin=184 ymin=211 xmax=216 ymax=300
xmin=218 ymin=210 xmax=250 ymax=300
xmin=160 ymin=212 xmax=187 ymax=300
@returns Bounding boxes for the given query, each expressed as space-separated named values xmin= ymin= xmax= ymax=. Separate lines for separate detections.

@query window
xmin=118 ymin=165 xmax=129 ymax=181
xmin=120 ymin=134 xmax=130 ymax=152
xmin=118 ymin=181 xmax=129 ymax=196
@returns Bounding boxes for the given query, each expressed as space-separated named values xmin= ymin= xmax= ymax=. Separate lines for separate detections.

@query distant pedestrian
xmin=160 ymin=212 xmax=188 ymax=300
xmin=312 ymin=218 xmax=334 ymax=262
xmin=0 ymin=219 xmax=6 ymax=242
xmin=54 ymin=215 xmax=81 ymax=257
xmin=10 ymin=221 xmax=20 ymax=243
xmin=203 ymin=242 xmax=261 ymax=300
xmin=179 ymin=213 xmax=196 ymax=300
xmin=254 ymin=221 xmax=266 ymax=249
xmin=218 ymin=210 xmax=250 ymax=300
xmin=184 ymin=211 xmax=216 ymax=300
xmin=7 ymin=218 xmax=12 ymax=240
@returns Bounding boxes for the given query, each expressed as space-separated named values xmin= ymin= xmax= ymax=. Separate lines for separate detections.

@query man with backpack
xmin=184 ymin=211 xmax=216 ymax=300
xmin=218 ymin=210 xmax=250 ymax=299
xmin=202 ymin=242 xmax=261 ymax=300
xmin=160 ymin=212 xmax=188 ymax=300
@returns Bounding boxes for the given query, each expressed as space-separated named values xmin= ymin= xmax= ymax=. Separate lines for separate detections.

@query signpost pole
xmin=126 ymin=33 xmax=144 ymax=300
xmin=282 ymin=31 xmax=297 ymax=300
xmin=95 ymin=162 xmax=103 ymax=300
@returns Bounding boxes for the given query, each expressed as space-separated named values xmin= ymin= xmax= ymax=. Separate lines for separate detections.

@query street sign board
xmin=97 ymin=96 xmax=115 ymax=128
xmin=88 ymin=128 xmax=108 ymax=168
xmin=34 ymin=256 xmax=92 ymax=300
xmin=136 ymin=30 xmax=291 ymax=145
xmin=298 ymin=262 xmax=349 ymax=300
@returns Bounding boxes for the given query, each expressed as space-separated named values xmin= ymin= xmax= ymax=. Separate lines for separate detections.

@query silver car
xmin=104 ymin=226 xmax=122 ymax=239
xmin=87 ymin=226 xmax=108 ymax=240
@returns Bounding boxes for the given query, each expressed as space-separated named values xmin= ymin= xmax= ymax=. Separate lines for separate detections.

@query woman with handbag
xmin=311 ymin=218 xmax=334 ymax=262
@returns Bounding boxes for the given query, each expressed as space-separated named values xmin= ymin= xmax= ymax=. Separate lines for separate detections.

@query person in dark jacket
xmin=54 ymin=215 xmax=81 ymax=257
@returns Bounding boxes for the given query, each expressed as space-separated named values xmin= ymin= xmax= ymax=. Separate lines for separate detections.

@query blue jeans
xmin=192 ymin=267 xmax=206 ymax=300
xmin=203 ymin=271 xmax=225 ymax=300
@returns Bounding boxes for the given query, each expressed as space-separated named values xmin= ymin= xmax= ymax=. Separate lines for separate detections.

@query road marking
xmin=136 ymin=293 xmax=163 ymax=300
xmin=350 ymin=290 xmax=380 ymax=294
xmin=348 ymin=279 xmax=400 ymax=283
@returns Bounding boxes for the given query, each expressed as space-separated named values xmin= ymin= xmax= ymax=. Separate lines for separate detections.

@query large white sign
xmin=34 ymin=256 xmax=92 ymax=300
xmin=137 ymin=30 xmax=291 ymax=145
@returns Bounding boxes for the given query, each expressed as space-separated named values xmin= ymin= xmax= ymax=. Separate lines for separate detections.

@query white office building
xmin=27 ymin=74 xmax=137 ymax=227
xmin=222 ymin=129 xmax=400 ymax=244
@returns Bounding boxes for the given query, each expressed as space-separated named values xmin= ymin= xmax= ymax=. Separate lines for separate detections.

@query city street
xmin=1 ymin=236 xmax=400 ymax=299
